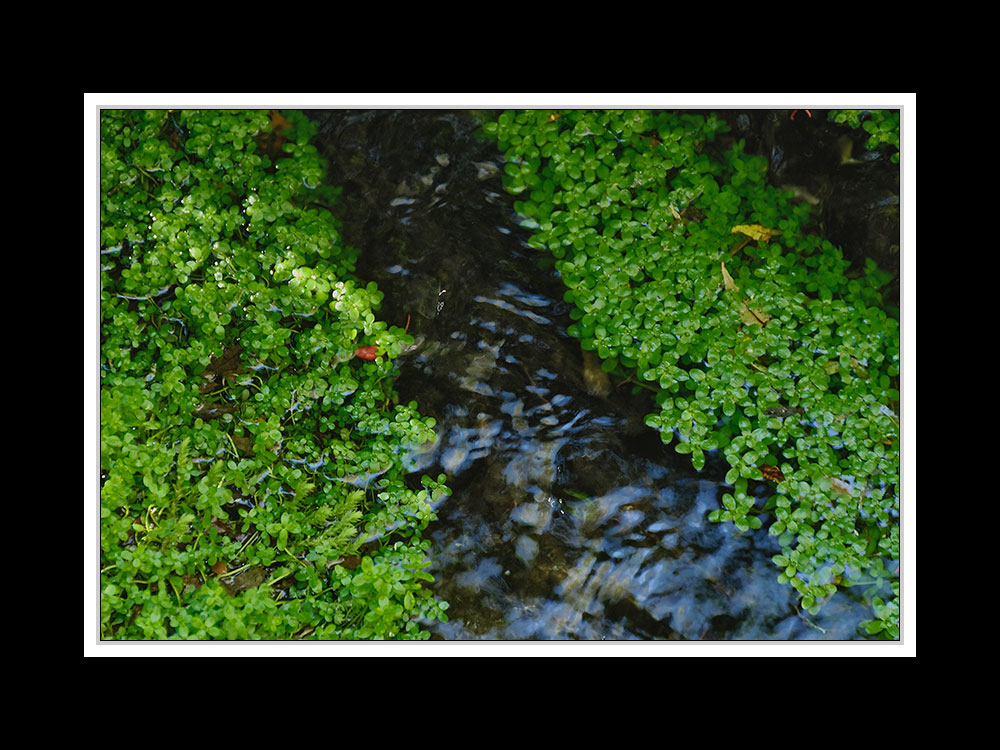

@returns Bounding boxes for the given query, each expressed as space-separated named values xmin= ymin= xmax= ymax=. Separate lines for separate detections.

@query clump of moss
xmin=100 ymin=109 xmax=449 ymax=639
xmin=485 ymin=110 xmax=900 ymax=638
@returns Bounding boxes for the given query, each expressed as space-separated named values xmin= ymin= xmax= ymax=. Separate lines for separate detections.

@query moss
xmin=100 ymin=109 xmax=449 ymax=640
xmin=486 ymin=109 xmax=900 ymax=638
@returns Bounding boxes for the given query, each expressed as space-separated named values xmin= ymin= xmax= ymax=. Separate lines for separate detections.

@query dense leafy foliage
xmin=100 ymin=109 xmax=449 ymax=639
xmin=829 ymin=109 xmax=900 ymax=163
xmin=485 ymin=110 xmax=900 ymax=638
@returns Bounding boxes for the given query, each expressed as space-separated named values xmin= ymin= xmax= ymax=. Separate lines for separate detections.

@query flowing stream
xmin=310 ymin=110 xmax=887 ymax=640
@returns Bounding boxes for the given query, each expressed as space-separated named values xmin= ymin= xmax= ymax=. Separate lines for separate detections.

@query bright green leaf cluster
xmin=100 ymin=109 xmax=449 ymax=640
xmin=486 ymin=109 xmax=900 ymax=637
xmin=829 ymin=109 xmax=900 ymax=164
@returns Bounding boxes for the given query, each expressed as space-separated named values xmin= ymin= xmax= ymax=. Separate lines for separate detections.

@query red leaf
xmin=354 ymin=345 xmax=379 ymax=361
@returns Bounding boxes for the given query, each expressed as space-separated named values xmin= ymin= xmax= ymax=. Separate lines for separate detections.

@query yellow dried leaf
xmin=739 ymin=301 xmax=771 ymax=327
xmin=721 ymin=262 xmax=739 ymax=292
xmin=731 ymin=224 xmax=781 ymax=243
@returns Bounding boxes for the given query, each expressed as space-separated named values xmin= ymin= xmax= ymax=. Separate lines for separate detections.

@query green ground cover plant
xmin=829 ymin=109 xmax=900 ymax=163
xmin=484 ymin=110 xmax=900 ymax=638
xmin=100 ymin=109 xmax=450 ymax=639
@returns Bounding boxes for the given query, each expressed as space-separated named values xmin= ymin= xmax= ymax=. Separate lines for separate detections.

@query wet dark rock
xmin=823 ymin=160 xmax=900 ymax=299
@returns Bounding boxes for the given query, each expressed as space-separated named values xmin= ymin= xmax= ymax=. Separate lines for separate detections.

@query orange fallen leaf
xmin=354 ymin=345 xmax=379 ymax=361
xmin=759 ymin=465 xmax=785 ymax=483
xmin=269 ymin=109 xmax=293 ymax=133
xmin=211 ymin=561 xmax=228 ymax=576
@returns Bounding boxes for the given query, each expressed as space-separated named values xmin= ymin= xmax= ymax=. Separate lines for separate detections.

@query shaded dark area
xmin=307 ymin=109 xmax=897 ymax=640
xmin=723 ymin=109 xmax=900 ymax=307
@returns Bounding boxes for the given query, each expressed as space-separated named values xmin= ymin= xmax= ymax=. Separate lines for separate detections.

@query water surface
xmin=312 ymin=109 xmax=878 ymax=640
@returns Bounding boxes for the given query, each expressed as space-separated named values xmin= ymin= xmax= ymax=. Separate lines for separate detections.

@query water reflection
xmin=400 ymin=278 xmax=871 ymax=640
xmin=312 ymin=110 xmax=876 ymax=640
